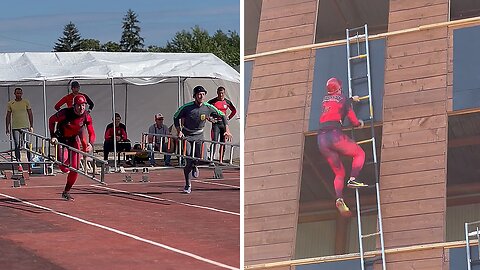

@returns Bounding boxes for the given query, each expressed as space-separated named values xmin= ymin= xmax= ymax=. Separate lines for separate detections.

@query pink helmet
xmin=326 ymin=77 xmax=342 ymax=94
xmin=73 ymin=95 xmax=87 ymax=105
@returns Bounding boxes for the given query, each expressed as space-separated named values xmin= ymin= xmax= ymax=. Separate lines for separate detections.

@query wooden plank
xmin=389 ymin=14 xmax=448 ymax=32
xmin=245 ymin=228 xmax=296 ymax=246
xmin=245 ymin=213 xmax=297 ymax=233
xmin=245 ymin=133 xmax=303 ymax=153
xmin=383 ymin=87 xmax=447 ymax=108
xmin=381 ymin=197 xmax=445 ymax=219
xmin=246 ymin=107 xmax=305 ymax=127
xmin=387 ymin=257 xmax=443 ymax=269
xmin=260 ymin=1 xmax=315 ymax=21
xmin=381 ymin=141 xmax=446 ymax=162
xmin=384 ymin=75 xmax=446 ymax=96
xmin=261 ymin=0 xmax=315 ymax=9
xmin=385 ymin=50 xmax=447 ymax=71
xmin=380 ymin=169 xmax=445 ymax=190
xmin=382 ymin=212 xmax=444 ymax=233
xmin=389 ymin=0 xmax=447 ymax=13
xmin=254 ymin=50 xmax=312 ymax=66
xmin=245 ymin=186 xmax=299 ymax=205
xmin=386 ymin=248 xmax=443 ymax=262
xmin=387 ymin=27 xmax=447 ymax=47
xmin=383 ymin=115 xmax=446 ymax=135
xmin=253 ymin=58 xmax=311 ymax=77
xmin=245 ymin=145 xmax=302 ymax=166
xmin=384 ymin=62 xmax=447 ymax=83
xmin=245 ymin=120 xmax=305 ymax=140
xmin=383 ymin=101 xmax=445 ymax=121
xmin=257 ymin=35 xmax=313 ymax=53
xmin=260 ymin=12 xmax=317 ymax=32
xmin=389 ymin=3 xmax=448 ymax=24
xmin=386 ymin=38 xmax=447 ymax=59
xmin=245 ymin=159 xmax=301 ymax=179
xmin=245 ymin=242 xmax=293 ymax=262
xmin=380 ymin=183 xmax=445 ymax=203
xmin=258 ymin=24 xmax=314 ymax=43
xmin=383 ymin=227 xmax=444 ymax=248
xmin=245 ymin=200 xmax=298 ymax=219
xmin=249 ymin=82 xmax=308 ymax=101
xmin=251 ymin=70 xmax=309 ymax=89
xmin=380 ymin=155 xmax=445 ymax=176
xmin=245 ymin=172 xmax=299 ymax=192
xmin=381 ymin=128 xmax=446 ymax=148
xmin=248 ymin=95 xmax=306 ymax=114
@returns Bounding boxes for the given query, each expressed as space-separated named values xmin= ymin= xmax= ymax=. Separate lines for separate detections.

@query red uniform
xmin=317 ymin=93 xmax=365 ymax=198
xmin=207 ymin=97 xmax=236 ymax=142
xmin=54 ymin=93 xmax=94 ymax=111
xmin=49 ymin=107 xmax=96 ymax=193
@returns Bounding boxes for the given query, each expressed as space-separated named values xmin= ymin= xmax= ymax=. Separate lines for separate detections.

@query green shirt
xmin=7 ymin=99 xmax=31 ymax=129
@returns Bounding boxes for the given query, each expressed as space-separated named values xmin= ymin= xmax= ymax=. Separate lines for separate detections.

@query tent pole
xmin=177 ymin=77 xmax=181 ymax=108
xmin=111 ymin=78 xmax=117 ymax=171
xmin=43 ymin=80 xmax=47 ymax=137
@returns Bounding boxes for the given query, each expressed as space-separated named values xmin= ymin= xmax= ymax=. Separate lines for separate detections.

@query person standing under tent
xmin=5 ymin=87 xmax=34 ymax=172
xmin=49 ymin=95 xmax=95 ymax=201
xmin=207 ymin=86 xmax=237 ymax=161
xmin=317 ymin=77 xmax=367 ymax=217
xmin=173 ymin=85 xmax=232 ymax=194
xmin=147 ymin=113 xmax=171 ymax=167
xmin=54 ymin=81 xmax=94 ymax=111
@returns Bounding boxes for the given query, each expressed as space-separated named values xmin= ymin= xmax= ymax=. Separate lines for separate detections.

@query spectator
xmin=103 ymin=113 xmax=131 ymax=163
xmin=147 ymin=113 xmax=171 ymax=166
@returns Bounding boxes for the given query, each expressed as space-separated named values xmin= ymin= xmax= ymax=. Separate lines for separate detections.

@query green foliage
xmin=52 ymin=11 xmax=240 ymax=67
xmin=120 ymin=9 xmax=144 ymax=52
xmin=53 ymin=22 xmax=82 ymax=52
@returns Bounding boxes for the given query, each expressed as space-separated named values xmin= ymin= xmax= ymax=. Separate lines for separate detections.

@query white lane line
xmin=0 ymin=192 xmax=239 ymax=270
xmin=192 ymin=179 xmax=240 ymax=189
xmin=92 ymin=185 xmax=240 ymax=216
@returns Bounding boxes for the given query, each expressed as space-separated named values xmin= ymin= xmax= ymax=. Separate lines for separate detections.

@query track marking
xmin=192 ymin=179 xmax=240 ymax=188
xmin=0 ymin=192 xmax=239 ymax=270
xmin=92 ymin=185 xmax=240 ymax=216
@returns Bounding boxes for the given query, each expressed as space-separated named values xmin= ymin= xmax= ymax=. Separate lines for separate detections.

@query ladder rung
xmin=349 ymin=54 xmax=367 ymax=60
xmin=356 ymin=138 xmax=373 ymax=145
xmin=360 ymin=207 xmax=378 ymax=214
xmin=364 ymin=255 xmax=384 ymax=265
xmin=365 ymin=160 xmax=377 ymax=166
xmin=468 ymin=231 xmax=480 ymax=237
xmin=351 ymin=75 xmax=368 ymax=81
xmin=348 ymin=34 xmax=366 ymax=40
xmin=362 ymin=231 xmax=380 ymax=239
xmin=347 ymin=25 xmax=366 ymax=32
xmin=358 ymin=95 xmax=370 ymax=101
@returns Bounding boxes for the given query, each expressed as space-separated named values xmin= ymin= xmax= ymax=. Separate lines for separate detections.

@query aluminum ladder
xmin=346 ymin=24 xmax=386 ymax=270
xmin=466 ymin=221 xmax=480 ymax=270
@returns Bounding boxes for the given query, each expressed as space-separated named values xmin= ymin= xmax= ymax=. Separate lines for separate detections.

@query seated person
xmin=104 ymin=113 xmax=131 ymax=162
xmin=147 ymin=113 xmax=171 ymax=166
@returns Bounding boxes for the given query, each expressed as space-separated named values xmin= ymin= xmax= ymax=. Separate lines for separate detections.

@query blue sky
xmin=0 ymin=0 xmax=240 ymax=52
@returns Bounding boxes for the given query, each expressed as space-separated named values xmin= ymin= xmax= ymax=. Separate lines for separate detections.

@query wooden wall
xmin=381 ymin=0 xmax=449 ymax=269
xmin=244 ymin=0 xmax=317 ymax=267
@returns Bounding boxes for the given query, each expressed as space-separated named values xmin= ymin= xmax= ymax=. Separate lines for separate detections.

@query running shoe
xmin=335 ymin=198 xmax=351 ymax=217
xmin=62 ymin=191 xmax=75 ymax=201
xmin=347 ymin=179 xmax=368 ymax=188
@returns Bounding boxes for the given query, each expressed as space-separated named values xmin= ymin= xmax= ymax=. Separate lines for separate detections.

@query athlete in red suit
xmin=49 ymin=95 xmax=95 ymax=201
xmin=317 ymin=77 xmax=367 ymax=217
xmin=207 ymin=86 xmax=237 ymax=160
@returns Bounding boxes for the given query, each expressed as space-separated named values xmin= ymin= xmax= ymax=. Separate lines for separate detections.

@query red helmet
xmin=326 ymin=77 xmax=342 ymax=94
xmin=73 ymin=95 xmax=87 ymax=105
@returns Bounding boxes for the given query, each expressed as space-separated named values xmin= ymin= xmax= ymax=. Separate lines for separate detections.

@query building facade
xmin=245 ymin=0 xmax=480 ymax=269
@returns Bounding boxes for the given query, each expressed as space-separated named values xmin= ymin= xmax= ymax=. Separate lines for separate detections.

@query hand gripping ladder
xmin=465 ymin=221 xmax=480 ymax=270
xmin=346 ymin=24 xmax=386 ymax=270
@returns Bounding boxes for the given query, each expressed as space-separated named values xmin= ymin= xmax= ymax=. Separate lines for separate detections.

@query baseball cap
xmin=155 ymin=113 xmax=164 ymax=119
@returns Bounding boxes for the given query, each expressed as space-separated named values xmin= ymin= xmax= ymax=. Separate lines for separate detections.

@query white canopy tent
xmin=0 ymin=52 xmax=240 ymax=167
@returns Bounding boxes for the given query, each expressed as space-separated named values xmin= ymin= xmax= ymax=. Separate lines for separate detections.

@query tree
xmin=79 ymin=39 xmax=101 ymax=51
xmin=102 ymin=41 xmax=122 ymax=52
xmin=120 ymin=9 xmax=144 ymax=52
xmin=53 ymin=22 xmax=82 ymax=52
xmin=162 ymin=26 xmax=240 ymax=67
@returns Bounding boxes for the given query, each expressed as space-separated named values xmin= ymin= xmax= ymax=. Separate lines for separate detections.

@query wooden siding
xmin=381 ymin=1 xmax=449 ymax=269
xmin=244 ymin=0 xmax=318 ymax=267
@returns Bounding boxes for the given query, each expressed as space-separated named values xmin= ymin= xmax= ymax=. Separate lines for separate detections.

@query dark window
xmin=315 ymin=0 xmax=389 ymax=43
xmin=451 ymin=0 xmax=480 ymax=21
xmin=245 ymin=0 xmax=262 ymax=55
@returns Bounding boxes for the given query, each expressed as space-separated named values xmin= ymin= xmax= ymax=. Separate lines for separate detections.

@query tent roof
xmin=0 ymin=51 xmax=240 ymax=84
